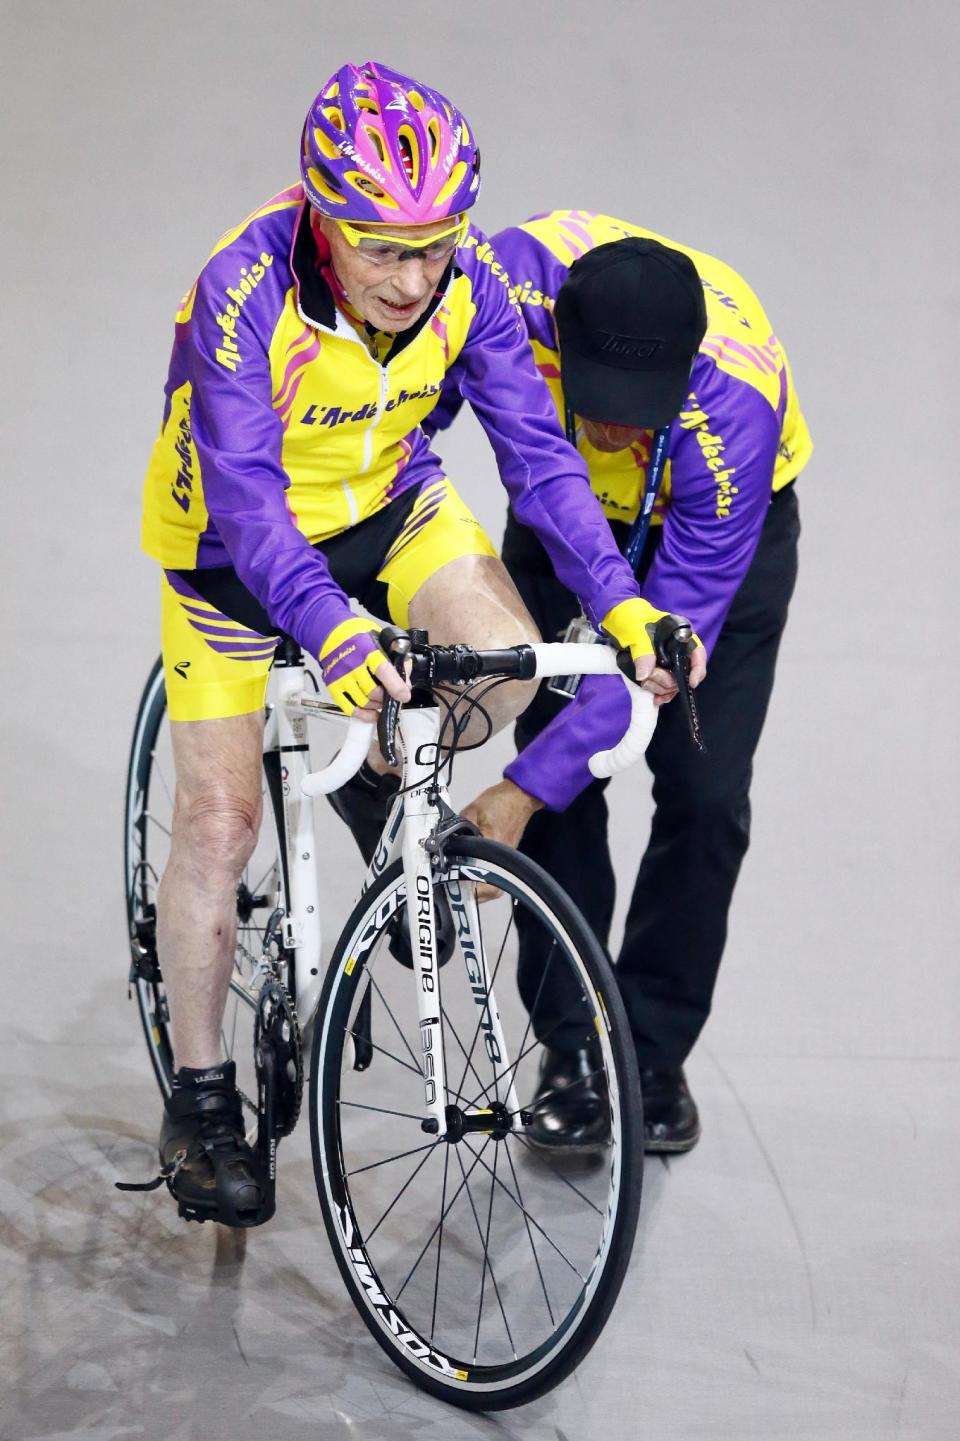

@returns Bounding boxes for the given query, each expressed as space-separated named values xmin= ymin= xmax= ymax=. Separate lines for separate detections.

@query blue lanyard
xmin=565 ymin=404 xmax=670 ymax=578
xmin=623 ymin=426 xmax=670 ymax=574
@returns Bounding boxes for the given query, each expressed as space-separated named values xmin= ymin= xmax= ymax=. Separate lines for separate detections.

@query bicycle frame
xmin=235 ymin=653 xmax=520 ymax=1134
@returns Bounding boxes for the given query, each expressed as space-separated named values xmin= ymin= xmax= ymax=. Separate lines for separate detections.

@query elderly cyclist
xmin=140 ymin=74 xmax=691 ymax=1226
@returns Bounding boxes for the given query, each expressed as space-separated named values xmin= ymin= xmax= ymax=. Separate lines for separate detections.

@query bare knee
xmin=172 ymin=789 xmax=263 ymax=880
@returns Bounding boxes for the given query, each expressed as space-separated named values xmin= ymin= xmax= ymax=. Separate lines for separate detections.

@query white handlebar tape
xmin=533 ymin=642 xmax=619 ymax=678
xmin=301 ymin=719 xmax=376 ymax=797
xmin=533 ymin=642 xmax=657 ymax=778
xmin=588 ymin=679 xmax=657 ymax=778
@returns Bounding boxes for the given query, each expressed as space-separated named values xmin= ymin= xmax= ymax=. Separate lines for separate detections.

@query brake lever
xmin=653 ymin=615 xmax=704 ymax=753
xmin=376 ymin=627 xmax=412 ymax=767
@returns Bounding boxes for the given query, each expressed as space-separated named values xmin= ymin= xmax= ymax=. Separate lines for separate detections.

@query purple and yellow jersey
xmin=432 ymin=209 xmax=812 ymax=657
xmin=142 ymin=189 xmax=643 ymax=661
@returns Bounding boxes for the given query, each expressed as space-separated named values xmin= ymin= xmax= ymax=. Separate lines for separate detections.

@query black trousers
xmin=503 ymin=484 xmax=800 ymax=1068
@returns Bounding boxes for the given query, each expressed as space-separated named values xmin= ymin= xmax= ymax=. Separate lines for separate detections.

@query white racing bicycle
xmin=123 ymin=625 xmax=660 ymax=1409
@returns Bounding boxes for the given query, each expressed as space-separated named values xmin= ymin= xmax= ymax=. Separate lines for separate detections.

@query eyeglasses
xmin=336 ymin=214 xmax=468 ymax=268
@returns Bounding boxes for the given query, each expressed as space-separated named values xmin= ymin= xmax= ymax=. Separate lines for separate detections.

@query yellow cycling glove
xmin=601 ymin=597 xmax=702 ymax=661
xmin=318 ymin=617 xmax=384 ymax=715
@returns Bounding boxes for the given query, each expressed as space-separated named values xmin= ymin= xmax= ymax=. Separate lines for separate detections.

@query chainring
xmin=254 ymin=979 xmax=303 ymax=1139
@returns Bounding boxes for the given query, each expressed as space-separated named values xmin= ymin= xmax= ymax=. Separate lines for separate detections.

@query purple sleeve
xmin=425 ymin=224 xmax=565 ymax=440
xmin=187 ymin=257 xmax=355 ymax=657
xmin=456 ymin=237 xmax=640 ymax=628
xmin=646 ymin=357 xmax=781 ymax=655
xmin=505 ymin=675 xmax=631 ymax=811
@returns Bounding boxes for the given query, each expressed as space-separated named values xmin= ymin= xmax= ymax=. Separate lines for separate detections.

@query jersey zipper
xmin=361 ymin=363 xmax=390 ymax=475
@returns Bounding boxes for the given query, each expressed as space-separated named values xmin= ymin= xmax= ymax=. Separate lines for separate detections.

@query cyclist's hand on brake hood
xmin=319 ymin=618 xmax=411 ymax=721
xmin=601 ymin=598 xmax=707 ymax=706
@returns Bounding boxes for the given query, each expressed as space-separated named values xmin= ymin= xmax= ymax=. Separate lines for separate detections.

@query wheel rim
xmin=315 ymin=851 xmax=638 ymax=1394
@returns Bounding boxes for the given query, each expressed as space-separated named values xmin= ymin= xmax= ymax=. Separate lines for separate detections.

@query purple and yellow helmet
xmin=300 ymin=60 xmax=481 ymax=224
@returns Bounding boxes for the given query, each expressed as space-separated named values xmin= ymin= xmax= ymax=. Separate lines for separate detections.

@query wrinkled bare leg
xmin=156 ymin=711 xmax=265 ymax=1069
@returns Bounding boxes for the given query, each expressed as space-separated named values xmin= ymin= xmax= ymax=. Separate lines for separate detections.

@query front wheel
xmin=310 ymin=836 xmax=642 ymax=1410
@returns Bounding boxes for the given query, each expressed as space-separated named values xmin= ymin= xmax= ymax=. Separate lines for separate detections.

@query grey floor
xmin=2 ymin=2 xmax=959 ymax=1437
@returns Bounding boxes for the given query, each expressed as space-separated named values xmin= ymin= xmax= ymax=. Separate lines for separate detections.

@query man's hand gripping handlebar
xmin=636 ymin=614 xmax=704 ymax=753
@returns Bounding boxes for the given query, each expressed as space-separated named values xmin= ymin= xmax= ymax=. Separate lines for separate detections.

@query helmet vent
xmin=344 ymin=170 xmax=398 ymax=208
xmin=313 ymin=126 xmax=342 ymax=161
xmin=436 ymin=160 xmax=468 ymax=209
xmin=306 ymin=164 xmax=347 ymax=206
xmin=397 ymin=128 xmax=419 ymax=185
xmin=364 ymin=125 xmax=387 ymax=163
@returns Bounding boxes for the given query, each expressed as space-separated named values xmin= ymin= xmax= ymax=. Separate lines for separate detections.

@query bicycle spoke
xmin=461 ymin=1139 xmax=589 ymax=1283
xmin=152 ymin=755 xmax=175 ymax=809
xmin=144 ymin=810 xmax=172 ymax=839
xmin=346 ymin=1137 xmax=443 ymax=1180
xmin=503 ymin=1139 xmax=555 ymax=1327
xmin=458 ymin=1140 xmax=514 ymax=1360
xmin=395 ymin=1138 xmax=492 ymax=1303
xmin=511 ymin=1066 xmax=609 ymax=1119
xmin=453 ymin=1143 xmax=510 ymax=1361
xmin=366 ymin=969 xmax=423 ymax=1077
xmin=248 ymin=859 xmax=277 ymax=900
xmin=511 ymin=1134 xmax=605 ymax=1216
xmin=338 ymin=1100 xmax=425 ymax=1123
xmin=430 ymin=1145 xmax=452 ymax=1343
xmin=463 ymin=997 xmax=589 ymax=1114
xmin=440 ymin=1003 xmax=488 ymax=1107
xmin=364 ymin=1140 xmax=442 ymax=1244
xmin=344 ymin=1026 xmax=423 ymax=1080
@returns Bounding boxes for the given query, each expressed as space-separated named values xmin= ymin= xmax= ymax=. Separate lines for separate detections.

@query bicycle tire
xmin=310 ymin=835 xmax=642 ymax=1410
xmin=123 ymin=660 xmax=288 ymax=1107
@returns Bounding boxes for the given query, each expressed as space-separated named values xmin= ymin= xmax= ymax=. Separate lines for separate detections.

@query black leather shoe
xmin=327 ymin=761 xmax=400 ymax=864
xmin=528 ymin=1042 xmax=610 ymax=1150
xmin=640 ymin=1067 xmax=701 ymax=1153
xmin=159 ymin=1062 xmax=273 ymax=1227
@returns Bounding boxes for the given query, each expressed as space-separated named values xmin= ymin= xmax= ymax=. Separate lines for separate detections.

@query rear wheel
xmin=310 ymin=836 xmax=643 ymax=1409
xmin=123 ymin=659 xmax=288 ymax=1114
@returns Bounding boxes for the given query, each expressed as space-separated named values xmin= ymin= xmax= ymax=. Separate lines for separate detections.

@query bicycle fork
xmin=397 ymin=709 xmax=520 ymax=1140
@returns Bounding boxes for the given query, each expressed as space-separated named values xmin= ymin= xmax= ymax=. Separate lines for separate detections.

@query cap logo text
xmin=598 ymin=333 xmax=662 ymax=359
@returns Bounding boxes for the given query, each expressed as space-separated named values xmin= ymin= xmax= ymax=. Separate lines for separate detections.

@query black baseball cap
xmin=555 ymin=237 xmax=708 ymax=428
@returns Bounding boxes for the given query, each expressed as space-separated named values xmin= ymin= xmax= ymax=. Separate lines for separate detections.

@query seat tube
xmin=272 ymin=661 xmax=325 ymax=1026
xmin=398 ymin=706 xmax=448 ymax=1134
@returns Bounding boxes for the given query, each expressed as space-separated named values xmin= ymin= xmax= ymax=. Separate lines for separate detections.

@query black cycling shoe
xmin=640 ymin=1066 xmax=701 ymax=1153
xmin=528 ymin=1042 xmax=611 ymax=1150
xmin=159 ymin=1061 xmax=274 ymax=1227
xmin=327 ymin=761 xmax=400 ymax=865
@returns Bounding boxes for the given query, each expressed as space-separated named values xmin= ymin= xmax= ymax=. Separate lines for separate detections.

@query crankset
xmin=254 ymin=978 xmax=303 ymax=1147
